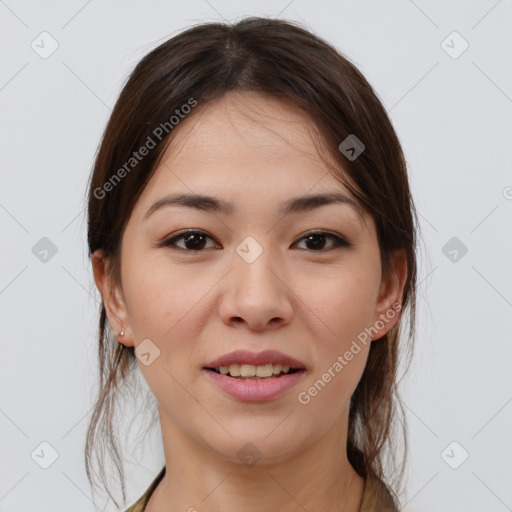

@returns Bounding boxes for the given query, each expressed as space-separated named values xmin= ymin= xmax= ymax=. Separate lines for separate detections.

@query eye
xmin=293 ymin=230 xmax=351 ymax=252
xmin=158 ymin=229 xmax=350 ymax=253
xmin=158 ymin=230 xmax=218 ymax=251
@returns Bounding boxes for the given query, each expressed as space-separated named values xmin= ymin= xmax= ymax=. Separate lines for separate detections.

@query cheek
xmin=120 ymin=255 xmax=207 ymax=415
xmin=296 ymin=273 xmax=374 ymax=415
xmin=297 ymin=265 xmax=380 ymax=352
xmin=293 ymin=264 xmax=378 ymax=409
xmin=121 ymin=250 xmax=205 ymax=340
xmin=120 ymin=252 xmax=220 ymax=392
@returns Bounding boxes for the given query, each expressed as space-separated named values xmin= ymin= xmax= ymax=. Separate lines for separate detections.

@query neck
xmin=146 ymin=407 xmax=365 ymax=512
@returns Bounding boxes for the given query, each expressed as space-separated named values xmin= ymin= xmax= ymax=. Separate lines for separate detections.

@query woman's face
xmin=94 ymin=91 xmax=405 ymax=465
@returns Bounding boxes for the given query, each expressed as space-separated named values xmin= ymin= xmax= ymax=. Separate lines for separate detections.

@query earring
xmin=119 ymin=331 xmax=125 ymax=338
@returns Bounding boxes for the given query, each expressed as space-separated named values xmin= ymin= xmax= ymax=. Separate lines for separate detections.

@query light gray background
xmin=1 ymin=1 xmax=511 ymax=511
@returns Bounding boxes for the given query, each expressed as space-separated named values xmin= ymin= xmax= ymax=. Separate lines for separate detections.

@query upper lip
xmin=204 ymin=350 xmax=306 ymax=369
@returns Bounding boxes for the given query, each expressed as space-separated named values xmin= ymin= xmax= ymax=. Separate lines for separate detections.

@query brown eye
xmin=159 ymin=229 xmax=350 ymax=253
xmin=160 ymin=230 xmax=218 ymax=251
xmin=294 ymin=231 xmax=351 ymax=252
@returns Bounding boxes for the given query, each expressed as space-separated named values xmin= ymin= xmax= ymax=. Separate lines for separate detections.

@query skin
xmin=92 ymin=91 xmax=407 ymax=512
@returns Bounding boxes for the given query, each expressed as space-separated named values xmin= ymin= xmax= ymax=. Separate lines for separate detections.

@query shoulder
xmin=123 ymin=467 xmax=397 ymax=512
xmin=359 ymin=474 xmax=400 ymax=512
xmin=123 ymin=466 xmax=166 ymax=512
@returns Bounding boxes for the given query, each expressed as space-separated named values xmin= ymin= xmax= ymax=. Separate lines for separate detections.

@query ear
xmin=371 ymin=248 xmax=408 ymax=341
xmin=91 ymin=249 xmax=134 ymax=347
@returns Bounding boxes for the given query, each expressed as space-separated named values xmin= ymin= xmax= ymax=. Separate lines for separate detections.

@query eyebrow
xmin=143 ymin=191 xmax=365 ymax=222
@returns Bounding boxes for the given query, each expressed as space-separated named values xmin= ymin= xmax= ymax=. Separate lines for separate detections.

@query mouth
xmin=204 ymin=363 xmax=304 ymax=380
xmin=202 ymin=364 xmax=306 ymax=402
xmin=202 ymin=349 xmax=307 ymax=401
xmin=203 ymin=349 xmax=307 ymax=380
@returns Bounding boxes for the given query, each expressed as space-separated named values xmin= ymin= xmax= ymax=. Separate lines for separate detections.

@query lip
xmin=204 ymin=349 xmax=306 ymax=369
xmin=203 ymin=367 xmax=306 ymax=402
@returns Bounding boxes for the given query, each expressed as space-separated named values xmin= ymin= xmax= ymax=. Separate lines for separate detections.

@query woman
xmin=85 ymin=16 xmax=418 ymax=512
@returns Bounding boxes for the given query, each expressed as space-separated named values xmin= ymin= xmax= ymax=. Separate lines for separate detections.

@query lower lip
xmin=203 ymin=369 xmax=305 ymax=402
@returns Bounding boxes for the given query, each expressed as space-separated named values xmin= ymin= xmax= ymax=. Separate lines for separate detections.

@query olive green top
xmin=123 ymin=466 xmax=399 ymax=511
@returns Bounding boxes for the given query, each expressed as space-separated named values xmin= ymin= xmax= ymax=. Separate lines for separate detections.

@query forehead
xmin=135 ymin=91 xmax=369 ymax=228
xmin=161 ymin=91 xmax=337 ymax=171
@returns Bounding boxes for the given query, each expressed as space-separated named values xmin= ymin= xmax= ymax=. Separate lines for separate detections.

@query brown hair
xmin=85 ymin=16 xmax=419 ymax=509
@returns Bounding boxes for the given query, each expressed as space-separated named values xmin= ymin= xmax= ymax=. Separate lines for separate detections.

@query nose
xmin=217 ymin=246 xmax=294 ymax=332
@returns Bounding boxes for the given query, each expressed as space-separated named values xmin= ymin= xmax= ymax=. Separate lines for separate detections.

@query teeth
xmin=240 ymin=364 xmax=256 ymax=377
xmin=256 ymin=364 xmax=273 ymax=377
xmin=217 ymin=363 xmax=294 ymax=378
xmin=228 ymin=363 xmax=241 ymax=377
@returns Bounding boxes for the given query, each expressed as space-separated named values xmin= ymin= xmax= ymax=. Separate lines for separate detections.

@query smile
xmin=208 ymin=363 xmax=300 ymax=379
xmin=203 ymin=366 xmax=306 ymax=402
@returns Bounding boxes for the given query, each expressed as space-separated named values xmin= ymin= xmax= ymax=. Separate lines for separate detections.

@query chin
xmin=201 ymin=428 xmax=309 ymax=467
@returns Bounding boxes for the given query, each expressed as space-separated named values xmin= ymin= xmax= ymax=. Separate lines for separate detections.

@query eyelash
xmin=158 ymin=229 xmax=351 ymax=253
